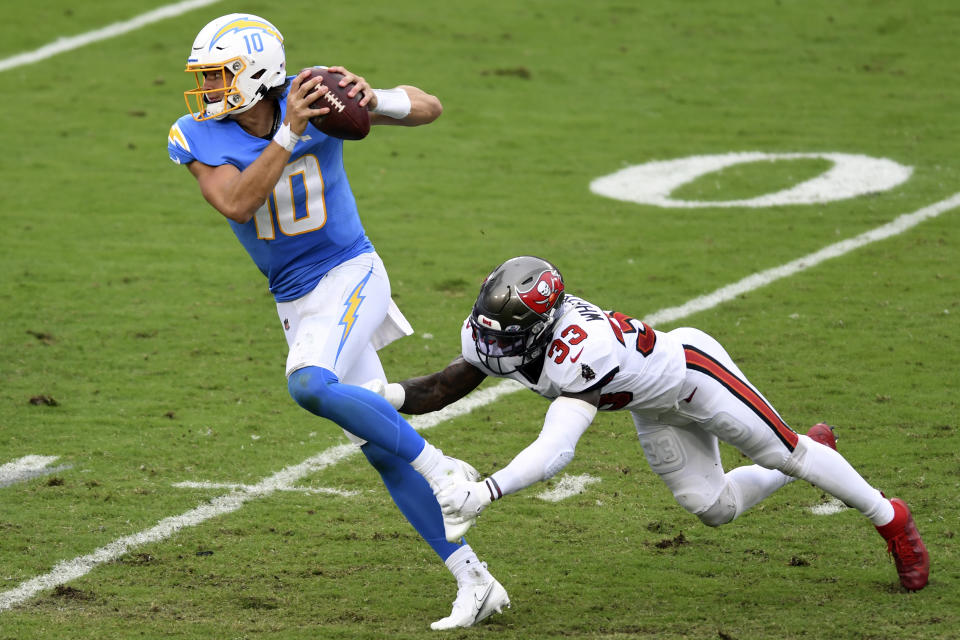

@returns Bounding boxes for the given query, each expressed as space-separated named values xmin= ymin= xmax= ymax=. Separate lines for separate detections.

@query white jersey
xmin=460 ymin=294 xmax=686 ymax=412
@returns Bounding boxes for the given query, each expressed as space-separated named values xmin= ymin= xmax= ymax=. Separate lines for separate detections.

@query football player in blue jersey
xmin=167 ymin=13 xmax=509 ymax=629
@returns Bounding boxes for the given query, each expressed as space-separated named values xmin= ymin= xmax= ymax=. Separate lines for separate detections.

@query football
xmin=304 ymin=67 xmax=370 ymax=140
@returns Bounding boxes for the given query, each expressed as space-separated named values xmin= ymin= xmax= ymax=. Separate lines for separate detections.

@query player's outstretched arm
xmin=438 ymin=391 xmax=601 ymax=521
xmin=366 ymin=356 xmax=486 ymax=414
xmin=324 ymin=66 xmax=441 ymax=126
xmin=399 ymin=356 xmax=487 ymax=414
xmin=484 ymin=391 xmax=600 ymax=494
xmin=369 ymin=85 xmax=443 ymax=126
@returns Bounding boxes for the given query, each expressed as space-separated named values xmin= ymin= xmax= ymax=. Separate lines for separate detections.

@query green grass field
xmin=1 ymin=1 xmax=958 ymax=638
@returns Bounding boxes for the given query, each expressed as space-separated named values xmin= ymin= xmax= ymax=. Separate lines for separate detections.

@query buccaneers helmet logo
xmin=517 ymin=269 xmax=563 ymax=314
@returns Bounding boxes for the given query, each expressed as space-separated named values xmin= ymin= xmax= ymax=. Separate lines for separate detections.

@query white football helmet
xmin=184 ymin=13 xmax=287 ymax=121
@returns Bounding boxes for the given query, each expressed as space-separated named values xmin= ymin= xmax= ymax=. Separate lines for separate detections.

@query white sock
xmin=782 ymin=434 xmax=892 ymax=525
xmin=445 ymin=545 xmax=488 ymax=585
xmin=726 ymin=464 xmax=794 ymax=518
xmin=867 ymin=497 xmax=896 ymax=527
xmin=411 ymin=442 xmax=443 ymax=475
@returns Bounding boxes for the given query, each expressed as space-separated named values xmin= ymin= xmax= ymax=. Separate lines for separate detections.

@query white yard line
xmin=0 ymin=0 xmax=222 ymax=74
xmin=0 ymin=456 xmax=71 ymax=488
xmin=2 ymin=194 xmax=958 ymax=611
xmin=643 ymin=192 xmax=960 ymax=326
xmin=0 ymin=382 xmax=521 ymax=611
xmin=171 ymin=481 xmax=360 ymax=497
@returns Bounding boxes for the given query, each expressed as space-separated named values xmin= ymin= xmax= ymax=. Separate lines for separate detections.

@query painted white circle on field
xmin=589 ymin=152 xmax=913 ymax=208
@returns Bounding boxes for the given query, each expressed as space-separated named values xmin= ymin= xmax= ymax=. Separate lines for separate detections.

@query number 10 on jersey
xmin=254 ymin=155 xmax=328 ymax=238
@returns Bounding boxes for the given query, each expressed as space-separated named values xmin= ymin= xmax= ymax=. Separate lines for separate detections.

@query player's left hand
xmin=438 ymin=480 xmax=492 ymax=520
xmin=326 ymin=65 xmax=374 ymax=109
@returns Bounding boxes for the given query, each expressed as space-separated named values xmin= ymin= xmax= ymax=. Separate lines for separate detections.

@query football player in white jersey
xmin=368 ymin=256 xmax=929 ymax=592
xmin=167 ymin=14 xmax=508 ymax=629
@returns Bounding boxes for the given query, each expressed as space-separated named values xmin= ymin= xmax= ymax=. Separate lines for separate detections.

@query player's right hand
xmin=359 ymin=379 xmax=405 ymax=410
xmin=286 ymin=69 xmax=327 ymax=135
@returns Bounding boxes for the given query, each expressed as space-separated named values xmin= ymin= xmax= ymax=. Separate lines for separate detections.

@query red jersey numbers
xmin=546 ymin=325 xmax=587 ymax=364
xmin=605 ymin=311 xmax=656 ymax=357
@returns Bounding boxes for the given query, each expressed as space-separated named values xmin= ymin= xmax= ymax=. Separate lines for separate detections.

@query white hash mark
xmin=810 ymin=498 xmax=850 ymax=516
xmin=0 ymin=456 xmax=73 ymax=488
xmin=536 ymin=474 xmax=602 ymax=503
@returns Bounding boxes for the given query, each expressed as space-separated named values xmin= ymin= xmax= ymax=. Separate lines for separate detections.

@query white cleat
xmin=428 ymin=456 xmax=480 ymax=543
xmin=430 ymin=576 xmax=511 ymax=630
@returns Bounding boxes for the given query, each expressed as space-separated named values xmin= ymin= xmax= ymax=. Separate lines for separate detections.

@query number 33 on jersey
xmin=462 ymin=294 xmax=688 ymax=413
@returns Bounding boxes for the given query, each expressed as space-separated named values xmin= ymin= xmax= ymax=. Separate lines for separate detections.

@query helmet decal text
xmin=211 ymin=17 xmax=284 ymax=50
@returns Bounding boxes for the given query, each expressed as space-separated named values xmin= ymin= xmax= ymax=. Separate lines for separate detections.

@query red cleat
xmin=806 ymin=423 xmax=837 ymax=450
xmin=876 ymin=498 xmax=930 ymax=591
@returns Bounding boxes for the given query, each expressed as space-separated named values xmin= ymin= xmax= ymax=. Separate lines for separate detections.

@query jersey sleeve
xmin=545 ymin=320 xmax=620 ymax=394
xmin=167 ymin=117 xmax=196 ymax=165
xmin=167 ymin=114 xmax=247 ymax=168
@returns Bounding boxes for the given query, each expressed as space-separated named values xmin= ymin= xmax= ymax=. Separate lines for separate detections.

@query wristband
xmin=272 ymin=122 xmax=300 ymax=152
xmin=371 ymin=88 xmax=412 ymax=119
xmin=484 ymin=477 xmax=503 ymax=501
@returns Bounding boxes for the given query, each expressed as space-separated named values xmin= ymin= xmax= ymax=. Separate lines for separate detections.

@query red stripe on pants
xmin=684 ymin=346 xmax=799 ymax=450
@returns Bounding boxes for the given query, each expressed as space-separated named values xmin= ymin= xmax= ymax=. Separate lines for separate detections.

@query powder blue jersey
xmin=167 ymin=80 xmax=373 ymax=302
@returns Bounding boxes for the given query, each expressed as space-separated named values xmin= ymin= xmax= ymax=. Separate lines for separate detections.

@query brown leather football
xmin=305 ymin=67 xmax=370 ymax=140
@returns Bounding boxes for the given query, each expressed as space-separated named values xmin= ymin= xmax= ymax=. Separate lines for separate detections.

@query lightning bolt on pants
xmin=277 ymin=252 xmax=457 ymax=558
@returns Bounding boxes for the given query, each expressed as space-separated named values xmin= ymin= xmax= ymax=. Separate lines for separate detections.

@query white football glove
xmin=359 ymin=378 xmax=386 ymax=395
xmin=359 ymin=379 xmax=405 ymax=410
xmin=438 ymin=480 xmax=492 ymax=520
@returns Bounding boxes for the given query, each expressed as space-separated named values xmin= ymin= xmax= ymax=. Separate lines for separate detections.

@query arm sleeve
xmin=489 ymin=396 xmax=598 ymax=497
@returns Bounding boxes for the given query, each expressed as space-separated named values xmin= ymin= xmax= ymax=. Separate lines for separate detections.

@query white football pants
xmin=632 ymin=327 xmax=890 ymax=527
